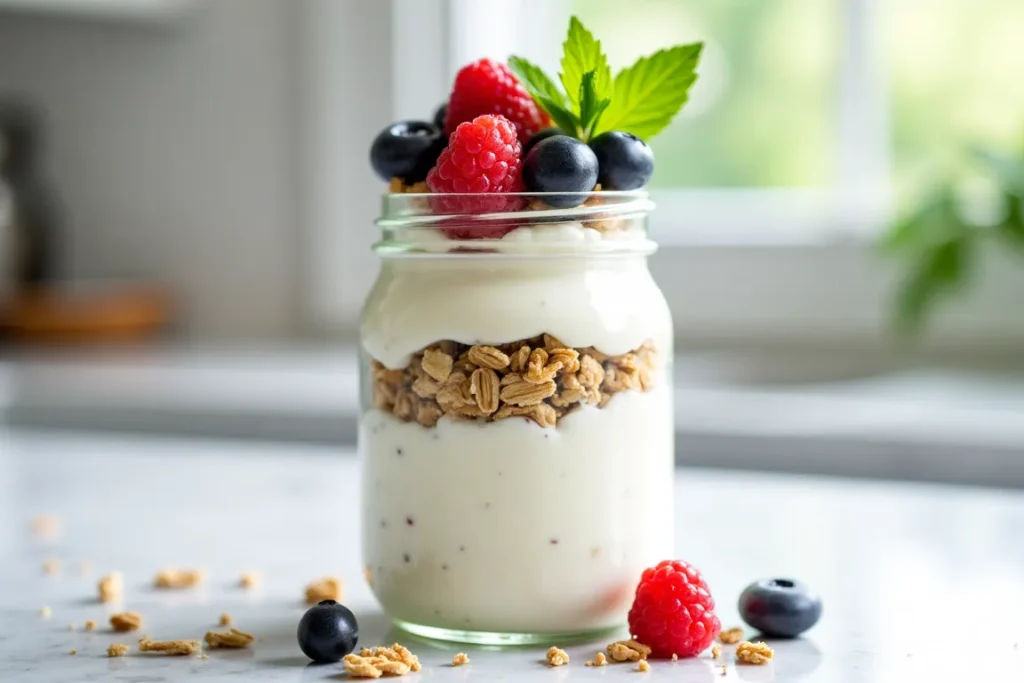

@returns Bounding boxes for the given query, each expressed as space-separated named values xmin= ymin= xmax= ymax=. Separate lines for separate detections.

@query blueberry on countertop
xmin=369 ymin=120 xmax=446 ymax=183
xmin=297 ymin=599 xmax=359 ymax=663
xmin=521 ymin=135 xmax=599 ymax=208
xmin=433 ymin=104 xmax=448 ymax=130
xmin=588 ymin=130 xmax=654 ymax=190
xmin=738 ymin=578 xmax=821 ymax=638
xmin=522 ymin=127 xmax=566 ymax=156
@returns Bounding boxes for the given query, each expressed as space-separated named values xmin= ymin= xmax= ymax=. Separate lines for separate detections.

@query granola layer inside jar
xmin=370 ymin=334 xmax=657 ymax=428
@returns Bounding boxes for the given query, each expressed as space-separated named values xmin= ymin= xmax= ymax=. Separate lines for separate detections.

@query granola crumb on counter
xmin=153 ymin=568 xmax=204 ymax=589
xmin=712 ymin=644 xmax=722 ymax=658
xmin=204 ymin=628 xmax=255 ymax=649
xmin=98 ymin=572 xmax=123 ymax=603
xmin=84 ymin=620 xmax=96 ymax=631
xmin=721 ymin=664 xmax=728 ymax=675
xmin=40 ymin=606 xmax=51 ymax=619
xmin=239 ymin=571 xmax=260 ymax=589
xmin=69 ymin=649 xmax=76 ymax=656
xmin=199 ymin=653 xmax=209 ymax=660
xmin=30 ymin=514 xmax=58 ymax=538
xmin=360 ymin=644 xmax=421 ymax=671
xmin=138 ymin=636 xmax=202 ymax=656
xmin=42 ymin=557 xmax=60 ymax=575
xmin=719 ymin=626 xmax=744 ymax=644
xmin=219 ymin=613 xmax=232 ymax=626
xmin=546 ymin=646 xmax=570 ymax=666
xmin=672 ymin=653 xmax=679 ymax=661
xmin=305 ymin=576 xmax=343 ymax=604
xmin=585 ymin=652 xmax=608 ymax=666
xmin=735 ymin=641 xmax=774 ymax=665
xmin=110 ymin=612 xmax=143 ymax=632
xmin=638 ymin=659 xmax=651 ymax=672
xmin=344 ymin=643 xmax=420 ymax=678
xmin=607 ymin=639 xmax=652 ymax=662
xmin=452 ymin=652 xmax=469 ymax=666
xmin=107 ymin=643 xmax=129 ymax=657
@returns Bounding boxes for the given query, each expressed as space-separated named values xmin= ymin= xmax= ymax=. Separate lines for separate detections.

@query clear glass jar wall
xmin=359 ymin=192 xmax=674 ymax=644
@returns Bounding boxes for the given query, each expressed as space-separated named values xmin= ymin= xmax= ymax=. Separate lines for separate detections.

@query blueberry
xmin=738 ymin=578 xmax=821 ymax=638
xmin=297 ymin=599 xmax=359 ymax=663
xmin=433 ymin=104 xmax=448 ymax=130
xmin=521 ymin=135 xmax=598 ymax=208
xmin=522 ymin=127 xmax=565 ymax=156
xmin=369 ymin=120 xmax=446 ymax=183
xmin=588 ymin=131 xmax=654 ymax=190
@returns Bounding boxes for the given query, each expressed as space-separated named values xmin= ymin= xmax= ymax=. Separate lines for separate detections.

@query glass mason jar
xmin=359 ymin=191 xmax=674 ymax=645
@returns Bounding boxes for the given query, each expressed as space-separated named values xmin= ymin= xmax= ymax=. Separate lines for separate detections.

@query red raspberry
xmin=627 ymin=560 xmax=721 ymax=659
xmin=445 ymin=58 xmax=551 ymax=141
xmin=426 ymin=114 xmax=525 ymax=239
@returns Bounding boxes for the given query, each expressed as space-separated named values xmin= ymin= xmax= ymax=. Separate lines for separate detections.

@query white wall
xmin=0 ymin=0 xmax=301 ymax=339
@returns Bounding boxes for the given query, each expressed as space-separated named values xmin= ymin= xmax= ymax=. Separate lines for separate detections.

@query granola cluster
xmin=344 ymin=644 xmax=421 ymax=678
xmin=735 ymin=641 xmax=774 ymax=665
xmin=371 ymin=334 xmax=656 ymax=428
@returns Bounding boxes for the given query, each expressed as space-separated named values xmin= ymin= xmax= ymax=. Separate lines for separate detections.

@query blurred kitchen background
xmin=0 ymin=0 xmax=1021 ymax=485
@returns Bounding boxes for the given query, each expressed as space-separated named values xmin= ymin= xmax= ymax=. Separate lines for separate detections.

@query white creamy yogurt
xmin=360 ymin=386 xmax=674 ymax=634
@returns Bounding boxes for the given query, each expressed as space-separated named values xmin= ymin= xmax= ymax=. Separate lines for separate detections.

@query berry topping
xmin=426 ymin=114 xmax=525 ymax=237
xmin=444 ymin=58 xmax=551 ymax=141
xmin=370 ymin=120 xmax=446 ymax=184
xmin=589 ymin=131 xmax=655 ymax=190
xmin=297 ymin=599 xmax=359 ymax=663
xmin=522 ymin=127 xmax=565 ymax=156
xmin=627 ymin=559 xmax=721 ymax=659
xmin=522 ymin=135 xmax=598 ymax=208
xmin=738 ymin=578 xmax=821 ymax=638
xmin=433 ymin=103 xmax=448 ymax=130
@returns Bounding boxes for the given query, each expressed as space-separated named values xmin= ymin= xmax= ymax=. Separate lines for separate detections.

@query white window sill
xmin=2 ymin=346 xmax=1022 ymax=487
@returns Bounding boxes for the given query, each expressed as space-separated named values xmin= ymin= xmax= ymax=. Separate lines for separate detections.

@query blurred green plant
xmin=883 ymin=146 xmax=1024 ymax=332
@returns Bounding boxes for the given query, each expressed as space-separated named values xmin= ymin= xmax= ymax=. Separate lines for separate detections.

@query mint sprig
xmin=509 ymin=15 xmax=703 ymax=142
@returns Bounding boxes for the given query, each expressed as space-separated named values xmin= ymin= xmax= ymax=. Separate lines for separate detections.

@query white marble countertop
xmin=1 ymin=428 xmax=1022 ymax=682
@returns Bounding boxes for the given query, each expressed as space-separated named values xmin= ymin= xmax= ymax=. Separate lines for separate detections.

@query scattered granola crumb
xmin=199 ymin=653 xmax=209 ymax=660
xmin=638 ymin=659 xmax=651 ymax=672
xmin=344 ymin=644 xmax=420 ymax=678
xmin=40 ymin=606 xmax=51 ymax=619
xmin=719 ymin=627 xmax=744 ymax=644
xmin=586 ymin=651 xmax=608 ymax=667
xmin=735 ymin=641 xmax=774 ymax=665
xmin=42 ymin=557 xmax=60 ymax=575
xmin=546 ymin=646 xmax=570 ymax=666
xmin=69 ymin=649 xmax=77 ymax=656
xmin=607 ymin=639 xmax=651 ymax=662
xmin=359 ymin=644 xmax=421 ymax=671
xmin=107 ymin=643 xmax=129 ymax=657
xmin=30 ymin=514 xmax=58 ymax=538
xmin=85 ymin=620 xmax=96 ymax=631
xmin=712 ymin=644 xmax=722 ymax=658
xmin=219 ymin=613 xmax=232 ymax=626
xmin=153 ymin=568 xmax=204 ymax=589
xmin=672 ymin=653 xmax=679 ymax=661
xmin=452 ymin=652 xmax=469 ymax=666
xmin=239 ymin=571 xmax=260 ymax=589
xmin=204 ymin=628 xmax=255 ymax=649
xmin=721 ymin=664 xmax=727 ymax=675
xmin=305 ymin=576 xmax=343 ymax=604
xmin=110 ymin=612 xmax=143 ymax=632
xmin=138 ymin=636 xmax=202 ymax=656
xmin=98 ymin=572 xmax=123 ymax=603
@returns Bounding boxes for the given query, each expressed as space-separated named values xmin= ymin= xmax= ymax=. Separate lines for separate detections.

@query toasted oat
xmin=638 ymin=659 xmax=651 ymax=672
xmin=494 ymin=402 xmax=558 ymax=427
xmin=546 ymin=646 xmax=570 ymax=666
xmin=84 ymin=619 xmax=96 ymax=631
xmin=98 ymin=572 xmax=123 ymax=603
xmin=735 ymin=641 xmax=774 ymax=665
xmin=509 ymin=345 xmax=531 ymax=373
xmin=470 ymin=367 xmax=500 ymax=414
xmin=239 ymin=571 xmax=260 ymax=589
xmin=468 ymin=345 xmax=510 ymax=370
xmin=138 ymin=637 xmax=202 ymax=656
xmin=524 ymin=348 xmax=561 ymax=384
xmin=40 ymin=606 xmax=51 ymax=619
xmin=69 ymin=649 xmax=77 ymax=655
xmin=30 ymin=514 xmax=58 ymax=538
xmin=712 ymin=644 xmax=722 ymax=658
xmin=107 ymin=643 xmax=129 ymax=657
xmin=219 ymin=613 xmax=232 ymax=626
xmin=672 ymin=653 xmax=679 ymax=661
xmin=607 ymin=639 xmax=651 ymax=662
xmin=452 ymin=652 xmax=469 ymax=666
xmin=422 ymin=348 xmax=453 ymax=382
xmin=548 ymin=347 xmax=580 ymax=374
xmin=205 ymin=628 xmax=255 ymax=649
xmin=42 ymin=557 xmax=60 ymax=575
xmin=153 ymin=568 xmax=204 ymax=589
xmin=345 ymin=644 xmax=420 ymax=678
xmin=110 ymin=612 xmax=143 ymax=632
xmin=719 ymin=626 xmax=744 ymax=644
xmin=305 ymin=576 xmax=343 ymax=604
xmin=499 ymin=379 xmax=556 ymax=406
xmin=585 ymin=651 xmax=608 ymax=666
xmin=359 ymin=644 xmax=421 ymax=671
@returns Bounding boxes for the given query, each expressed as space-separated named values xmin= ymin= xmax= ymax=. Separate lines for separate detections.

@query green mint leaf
xmin=577 ymin=71 xmax=611 ymax=139
xmin=595 ymin=43 xmax=703 ymax=140
xmin=973 ymin=146 xmax=1024 ymax=197
xmin=560 ymin=16 xmax=612 ymax=112
xmin=508 ymin=55 xmax=568 ymax=109
xmin=535 ymin=94 xmax=580 ymax=138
